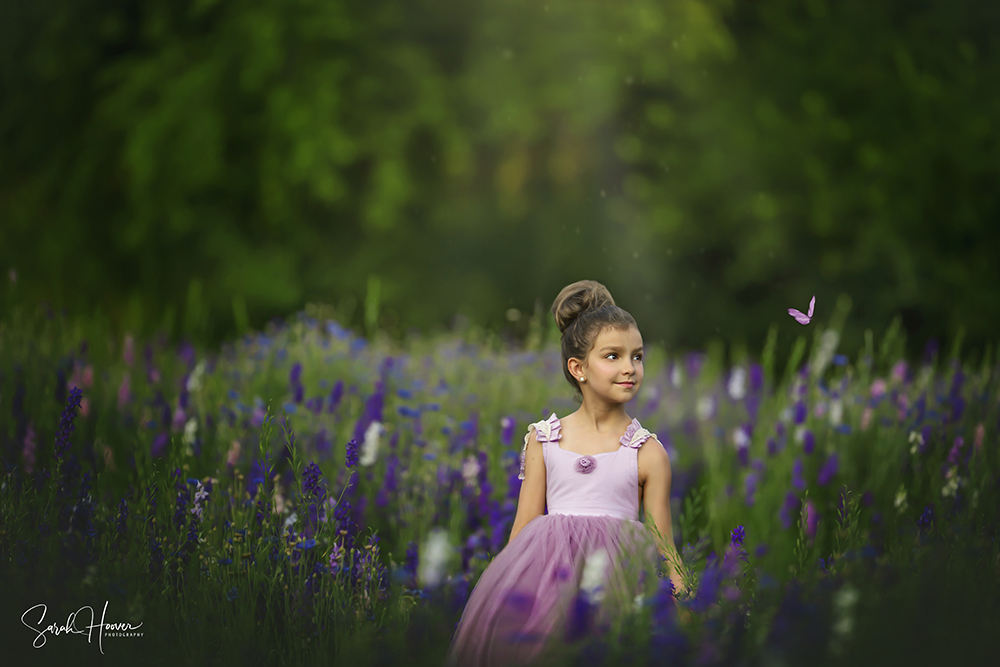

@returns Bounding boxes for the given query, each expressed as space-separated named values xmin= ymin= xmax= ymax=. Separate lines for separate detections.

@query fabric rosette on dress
xmin=574 ymin=455 xmax=597 ymax=474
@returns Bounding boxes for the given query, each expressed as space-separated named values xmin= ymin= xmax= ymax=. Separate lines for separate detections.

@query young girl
xmin=445 ymin=280 xmax=684 ymax=666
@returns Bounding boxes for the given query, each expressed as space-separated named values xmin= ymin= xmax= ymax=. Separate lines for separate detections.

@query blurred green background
xmin=2 ymin=0 xmax=997 ymax=357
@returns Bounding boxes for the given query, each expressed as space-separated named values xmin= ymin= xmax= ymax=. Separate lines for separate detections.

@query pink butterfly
xmin=788 ymin=295 xmax=816 ymax=325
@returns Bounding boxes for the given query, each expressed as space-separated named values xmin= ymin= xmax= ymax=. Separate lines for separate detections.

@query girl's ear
xmin=567 ymin=357 xmax=584 ymax=378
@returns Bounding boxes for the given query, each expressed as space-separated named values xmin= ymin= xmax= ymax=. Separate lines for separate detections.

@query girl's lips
xmin=617 ymin=382 xmax=635 ymax=387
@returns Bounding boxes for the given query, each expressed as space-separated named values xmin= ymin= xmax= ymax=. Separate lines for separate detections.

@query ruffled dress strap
xmin=518 ymin=413 xmax=561 ymax=480
xmin=620 ymin=418 xmax=656 ymax=449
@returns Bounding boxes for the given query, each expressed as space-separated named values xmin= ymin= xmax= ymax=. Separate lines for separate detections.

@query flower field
xmin=2 ymin=303 xmax=999 ymax=666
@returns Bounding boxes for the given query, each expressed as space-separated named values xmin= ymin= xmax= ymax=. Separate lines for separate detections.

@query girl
xmin=445 ymin=280 xmax=684 ymax=666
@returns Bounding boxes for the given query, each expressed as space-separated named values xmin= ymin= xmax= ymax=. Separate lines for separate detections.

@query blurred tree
xmin=1 ymin=0 xmax=997 ymax=359
xmin=617 ymin=0 xmax=1000 ymax=356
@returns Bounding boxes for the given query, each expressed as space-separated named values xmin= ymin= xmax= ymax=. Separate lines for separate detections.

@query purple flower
xmin=817 ymin=453 xmax=839 ymax=486
xmin=574 ymin=455 xmax=597 ymax=474
xmin=500 ymin=416 xmax=515 ymax=447
xmin=923 ymin=338 xmax=939 ymax=364
xmin=564 ymin=592 xmax=595 ymax=641
xmin=54 ymin=387 xmax=83 ymax=461
xmin=802 ymin=430 xmax=815 ymax=455
xmin=792 ymin=459 xmax=806 ymax=490
xmin=780 ymin=492 xmax=800 ymax=530
xmin=327 ymin=380 xmax=344 ymax=413
xmin=767 ymin=438 xmax=778 ymax=456
xmin=744 ymin=473 xmax=757 ymax=507
xmin=302 ymin=461 xmax=324 ymax=500
xmin=749 ymin=364 xmax=764 ymax=393
xmin=947 ymin=436 xmax=964 ymax=465
xmin=345 ymin=439 xmax=359 ymax=468
xmin=685 ymin=353 xmax=706 ymax=382
xmin=805 ymin=501 xmax=818 ymax=539
xmin=794 ymin=400 xmax=807 ymax=424
xmin=730 ymin=525 xmax=745 ymax=546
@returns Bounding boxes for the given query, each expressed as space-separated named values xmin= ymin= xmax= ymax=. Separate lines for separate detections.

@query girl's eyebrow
xmin=598 ymin=345 xmax=644 ymax=353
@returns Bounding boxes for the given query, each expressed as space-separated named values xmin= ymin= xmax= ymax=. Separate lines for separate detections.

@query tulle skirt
xmin=444 ymin=513 xmax=662 ymax=667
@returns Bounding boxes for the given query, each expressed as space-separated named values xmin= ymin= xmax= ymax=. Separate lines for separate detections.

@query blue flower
xmin=917 ymin=505 xmax=934 ymax=530
xmin=296 ymin=539 xmax=317 ymax=551
xmin=397 ymin=405 xmax=421 ymax=419
xmin=226 ymin=586 xmax=238 ymax=601
xmin=218 ymin=558 xmax=233 ymax=565
xmin=730 ymin=525 xmax=745 ymax=546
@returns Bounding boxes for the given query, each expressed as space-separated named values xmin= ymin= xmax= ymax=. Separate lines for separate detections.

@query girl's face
xmin=577 ymin=325 xmax=644 ymax=403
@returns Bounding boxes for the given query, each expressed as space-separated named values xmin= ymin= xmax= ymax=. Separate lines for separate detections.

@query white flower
xmin=696 ymin=396 xmax=715 ymax=421
xmin=894 ymin=485 xmax=908 ymax=513
xmin=580 ymin=548 xmax=609 ymax=603
xmin=829 ymin=400 xmax=843 ymax=426
xmin=283 ymin=512 xmax=298 ymax=533
xmin=733 ymin=426 xmax=750 ymax=449
xmin=670 ymin=364 xmax=683 ymax=388
xmin=810 ymin=329 xmax=840 ymax=377
xmin=359 ymin=421 xmax=383 ymax=467
xmin=633 ymin=593 xmax=645 ymax=611
xmin=186 ymin=361 xmax=206 ymax=393
xmin=183 ymin=418 xmax=198 ymax=447
xmin=727 ymin=367 xmax=747 ymax=400
xmin=831 ymin=584 xmax=859 ymax=644
xmin=779 ymin=406 xmax=793 ymax=423
xmin=941 ymin=467 xmax=960 ymax=498
xmin=829 ymin=583 xmax=860 ymax=656
xmin=834 ymin=584 xmax=859 ymax=611
xmin=794 ymin=425 xmax=806 ymax=444
xmin=462 ymin=456 xmax=481 ymax=488
xmin=418 ymin=528 xmax=452 ymax=589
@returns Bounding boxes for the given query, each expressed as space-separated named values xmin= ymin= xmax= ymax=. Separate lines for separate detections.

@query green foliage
xmin=2 ymin=0 xmax=997 ymax=359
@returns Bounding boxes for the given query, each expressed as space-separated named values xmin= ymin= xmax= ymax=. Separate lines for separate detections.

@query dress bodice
xmin=517 ymin=413 xmax=656 ymax=521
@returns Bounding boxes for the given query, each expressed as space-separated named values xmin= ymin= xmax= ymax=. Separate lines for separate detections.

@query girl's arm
xmin=642 ymin=437 xmax=686 ymax=595
xmin=507 ymin=431 xmax=546 ymax=546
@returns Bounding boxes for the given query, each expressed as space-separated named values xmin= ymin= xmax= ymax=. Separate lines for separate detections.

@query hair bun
xmin=551 ymin=280 xmax=616 ymax=334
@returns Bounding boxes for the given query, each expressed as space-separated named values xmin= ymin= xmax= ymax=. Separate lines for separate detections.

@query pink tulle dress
xmin=445 ymin=413 xmax=662 ymax=667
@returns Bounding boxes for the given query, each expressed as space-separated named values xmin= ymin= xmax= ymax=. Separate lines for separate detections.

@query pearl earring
xmin=579 ymin=376 xmax=585 ymax=382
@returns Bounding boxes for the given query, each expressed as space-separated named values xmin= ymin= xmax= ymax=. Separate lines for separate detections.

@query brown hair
xmin=551 ymin=280 xmax=637 ymax=394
